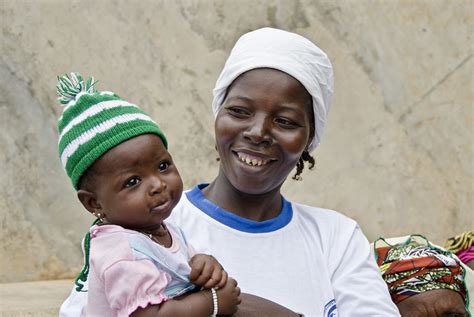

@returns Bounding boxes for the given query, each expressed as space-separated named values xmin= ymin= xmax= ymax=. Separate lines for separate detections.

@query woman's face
xmin=214 ymin=68 xmax=313 ymax=194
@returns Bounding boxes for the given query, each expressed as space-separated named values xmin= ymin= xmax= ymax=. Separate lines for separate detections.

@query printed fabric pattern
xmin=375 ymin=235 xmax=467 ymax=305
xmin=445 ymin=231 xmax=474 ymax=265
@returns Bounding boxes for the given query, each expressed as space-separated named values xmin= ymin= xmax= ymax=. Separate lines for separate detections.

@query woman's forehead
xmin=231 ymin=68 xmax=302 ymax=85
xmin=227 ymin=69 xmax=310 ymax=100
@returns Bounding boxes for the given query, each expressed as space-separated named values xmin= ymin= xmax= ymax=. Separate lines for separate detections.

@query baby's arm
xmin=130 ymin=277 xmax=241 ymax=317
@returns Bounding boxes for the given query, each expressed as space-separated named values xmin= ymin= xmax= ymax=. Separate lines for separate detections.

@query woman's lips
xmin=234 ymin=150 xmax=276 ymax=167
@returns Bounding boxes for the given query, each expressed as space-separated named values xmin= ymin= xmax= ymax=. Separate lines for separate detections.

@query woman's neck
xmin=202 ymin=173 xmax=283 ymax=222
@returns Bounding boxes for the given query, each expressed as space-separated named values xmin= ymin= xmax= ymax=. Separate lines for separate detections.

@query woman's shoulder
xmin=292 ymin=201 xmax=357 ymax=223
xmin=290 ymin=201 xmax=359 ymax=234
xmin=289 ymin=202 xmax=373 ymax=268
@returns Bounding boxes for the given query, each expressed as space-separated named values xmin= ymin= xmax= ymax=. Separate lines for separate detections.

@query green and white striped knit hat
xmin=56 ymin=73 xmax=167 ymax=190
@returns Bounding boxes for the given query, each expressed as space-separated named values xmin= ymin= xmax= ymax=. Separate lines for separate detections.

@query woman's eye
xmin=227 ymin=107 xmax=250 ymax=117
xmin=124 ymin=177 xmax=140 ymax=188
xmin=275 ymin=117 xmax=297 ymax=128
xmin=158 ymin=162 xmax=170 ymax=172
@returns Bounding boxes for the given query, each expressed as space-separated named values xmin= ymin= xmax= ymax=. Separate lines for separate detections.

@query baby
xmin=56 ymin=73 xmax=240 ymax=316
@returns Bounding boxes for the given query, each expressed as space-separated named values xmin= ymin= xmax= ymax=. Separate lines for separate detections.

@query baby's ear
xmin=77 ymin=190 xmax=101 ymax=215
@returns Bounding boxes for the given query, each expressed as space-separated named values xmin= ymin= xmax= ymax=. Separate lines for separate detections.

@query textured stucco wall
xmin=1 ymin=0 xmax=472 ymax=283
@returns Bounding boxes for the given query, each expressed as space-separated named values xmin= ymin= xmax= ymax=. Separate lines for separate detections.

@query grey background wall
xmin=1 ymin=0 xmax=472 ymax=283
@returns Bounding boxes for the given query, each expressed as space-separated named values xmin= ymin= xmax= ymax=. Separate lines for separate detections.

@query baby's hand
xmin=216 ymin=277 xmax=241 ymax=315
xmin=189 ymin=254 xmax=227 ymax=289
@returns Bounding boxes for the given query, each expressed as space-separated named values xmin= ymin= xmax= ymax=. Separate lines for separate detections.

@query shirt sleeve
xmin=330 ymin=224 xmax=401 ymax=316
xmin=102 ymin=258 xmax=171 ymax=317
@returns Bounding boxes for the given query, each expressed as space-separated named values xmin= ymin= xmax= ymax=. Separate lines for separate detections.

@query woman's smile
xmin=234 ymin=149 xmax=276 ymax=167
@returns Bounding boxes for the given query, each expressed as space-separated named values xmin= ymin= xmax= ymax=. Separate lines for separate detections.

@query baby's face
xmin=91 ymin=134 xmax=183 ymax=231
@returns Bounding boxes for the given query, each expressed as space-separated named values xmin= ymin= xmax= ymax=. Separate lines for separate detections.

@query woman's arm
xmin=131 ymin=292 xmax=301 ymax=317
xmin=231 ymin=293 xmax=302 ymax=317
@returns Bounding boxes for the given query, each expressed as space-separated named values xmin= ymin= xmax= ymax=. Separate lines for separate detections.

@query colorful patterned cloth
xmin=457 ymin=247 xmax=474 ymax=265
xmin=374 ymin=235 xmax=467 ymax=305
xmin=446 ymin=231 xmax=474 ymax=265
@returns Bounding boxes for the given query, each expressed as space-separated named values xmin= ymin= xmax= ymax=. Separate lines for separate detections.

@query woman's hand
xmin=189 ymin=254 xmax=228 ymax=289
xmin=216 ymin=277 xmax=241 ymax=315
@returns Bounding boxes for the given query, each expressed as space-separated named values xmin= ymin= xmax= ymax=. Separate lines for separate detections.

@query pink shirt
xmin=84 ymin=223 xmax=196 ymax=317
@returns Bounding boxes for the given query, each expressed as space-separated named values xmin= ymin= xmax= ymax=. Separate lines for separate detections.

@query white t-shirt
xmin=60 ymin=184 xmax=400 ymax=316
xmin=168 ymin=184 xmax=399 ymax=316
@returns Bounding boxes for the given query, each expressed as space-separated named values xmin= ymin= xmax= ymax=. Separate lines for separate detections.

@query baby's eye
xmin=124 ymin=177 xmax=141 ymax=188
xmin=158 ymin=161 xmax=170 ymax=172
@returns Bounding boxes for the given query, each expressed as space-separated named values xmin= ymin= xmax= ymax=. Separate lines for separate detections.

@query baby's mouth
xmin=150 ymin=200 xmax=171 ymax=213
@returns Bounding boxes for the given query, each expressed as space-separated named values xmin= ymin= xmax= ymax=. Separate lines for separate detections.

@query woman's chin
xmin=230 ymin=176 xmax=283 ymax=196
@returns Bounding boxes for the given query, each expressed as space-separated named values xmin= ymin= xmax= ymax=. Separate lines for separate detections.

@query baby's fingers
xmin=188 ymin=256 xmax=205 ymax=282
xmin=193 ymin=262 xmax=215 ymax=287
xmin=216 ymin=270 xmax=228 ymax=289
xmin=202 ymin=267 xmax=225 ymax=289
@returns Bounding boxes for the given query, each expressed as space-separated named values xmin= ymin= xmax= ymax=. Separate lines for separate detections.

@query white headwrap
xmin=212 ymin=27 xmax=334 ymax=152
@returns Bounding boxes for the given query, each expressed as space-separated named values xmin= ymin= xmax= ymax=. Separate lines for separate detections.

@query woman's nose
xmin=242 ymin=115 xmax=273 ymax=145
xmin=149 ymin=176 xmax=166 ymax=195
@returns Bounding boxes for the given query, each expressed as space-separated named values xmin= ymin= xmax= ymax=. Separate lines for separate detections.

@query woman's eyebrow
xmin=224 ymin=95 xmax=253 ymax=103
xmin=225 ymin=96 xmax=305 ymax=112
xmin=278 ymin=104 xmax=306 ymax=113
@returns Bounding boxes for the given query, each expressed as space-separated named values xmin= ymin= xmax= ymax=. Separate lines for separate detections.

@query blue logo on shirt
xmin=324 ymin=299 xmax=337 ymax=317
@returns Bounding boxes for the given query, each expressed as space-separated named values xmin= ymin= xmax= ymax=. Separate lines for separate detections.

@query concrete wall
xmin=1 ymin=0 xmax=472 ymax=283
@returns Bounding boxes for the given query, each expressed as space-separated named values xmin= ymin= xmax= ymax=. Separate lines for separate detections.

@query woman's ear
xmin=77 ymin=190 xmax=101 ymax=216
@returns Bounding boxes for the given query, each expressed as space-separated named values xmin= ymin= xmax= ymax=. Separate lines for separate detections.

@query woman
xmin=168 ymin=27 xmax=399 ymax=316
xmin=61 ymin=27 xmax=399 ymax=316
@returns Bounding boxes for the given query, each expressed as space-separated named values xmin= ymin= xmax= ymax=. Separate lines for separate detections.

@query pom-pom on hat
xmin=56 ymin=73 xmax=167 ymax=190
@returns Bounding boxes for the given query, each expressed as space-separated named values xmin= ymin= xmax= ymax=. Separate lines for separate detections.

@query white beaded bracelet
xmin=211 ymin=287 xmax=218 ymax=317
